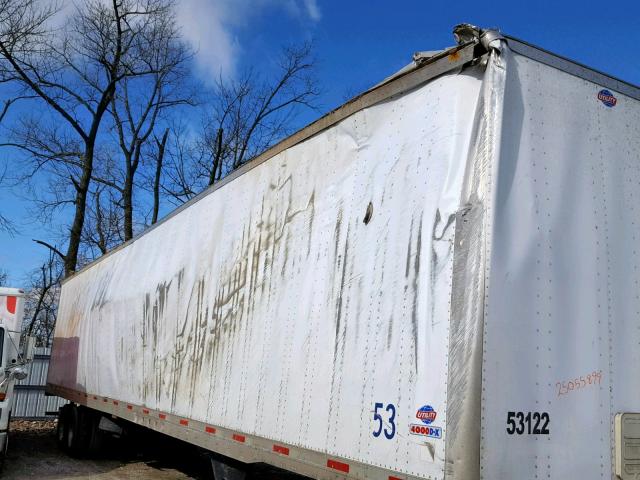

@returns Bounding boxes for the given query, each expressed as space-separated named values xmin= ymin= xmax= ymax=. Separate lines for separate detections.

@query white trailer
xmin=47 ymin=24 xmax=640 ymax=480
xmin=0 ymin=288 xmax=34 ymax=461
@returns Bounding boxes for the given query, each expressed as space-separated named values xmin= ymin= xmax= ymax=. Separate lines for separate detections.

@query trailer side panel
xmin=48 ymin=69 xmax=483 ymax=478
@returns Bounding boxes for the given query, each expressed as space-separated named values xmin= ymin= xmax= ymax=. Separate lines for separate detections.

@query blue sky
xmin=1 ymin=0 xmax=639 ymax=284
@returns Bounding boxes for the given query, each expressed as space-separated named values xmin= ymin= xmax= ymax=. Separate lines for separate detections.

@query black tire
xmin=85 ymin=412 xmax=105 ymax=456
xmin=4 ymin=410 xmax=11 ymax=458
xmin=0 ymin=426 xmax=7 ymax=471
xmin=56 ymin=405 xmax=69 ymax=450
xmin=66 ymin=406 xmax=96 ymax=457
xmin=65 ymin=405 xmax=79 ymax=454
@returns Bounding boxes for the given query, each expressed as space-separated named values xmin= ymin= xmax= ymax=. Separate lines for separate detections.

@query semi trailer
xmin=47 ymin=24 xmax=640 ymax=480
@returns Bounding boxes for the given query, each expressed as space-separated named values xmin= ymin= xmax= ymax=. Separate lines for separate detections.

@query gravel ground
xmin=3 ymin=419 xmax=200 ymax=480
xmin=2 ymin=420 xmax=308 ymax=480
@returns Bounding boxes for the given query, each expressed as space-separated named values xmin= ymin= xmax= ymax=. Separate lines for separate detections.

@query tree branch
xmin=32 ymin=239 xmax=66 ymax=261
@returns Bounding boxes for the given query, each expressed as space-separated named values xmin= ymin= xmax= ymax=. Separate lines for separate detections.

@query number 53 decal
xmin=373 ymin=402 xmax=396 ymax=439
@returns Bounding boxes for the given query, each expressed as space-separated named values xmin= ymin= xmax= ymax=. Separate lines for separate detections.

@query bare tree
xmin=0 ymin=0 xmax=56 ymax=235
xmin=0 ymin=268 xmax=7 ymax=285
xmin=0 ymin=212 xmax=11 ymax=234
xmin=23 ymin=251 xmax=62 ymax=346
xmin=81 ymin=186 xmax=124 ymax=257
xmin=0 ymin=165 xmax=15 ymax=234
xmin=94 ymin=8 xmax=193 ymax=241
xmin=230 ymin=43 xmax=319 ymax=169
xmin=162 ymin=121 xmax=201 ymax=204
xmin=0 ymin=0 xmax=181 ymax=275
xmin=0 ymin=0 xmax=54 ymax=116
xmin=165 ymin=42 xmax=319 ymax=204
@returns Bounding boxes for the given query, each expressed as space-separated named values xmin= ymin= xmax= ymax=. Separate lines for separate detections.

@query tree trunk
xmin=27 ymin=266 xmax=49 ymax=336
xmin=64 ymin=144 xmax=94 ymax=275
xmin=123 ymin=172 xmax=133 ymax=241
xmin=94 ymin=190 xmax=107 ymax=254
xmin=152 ymin=128 xmax=169 ymax=225
xmin=209 ymin=128 xmax=224 ymax=186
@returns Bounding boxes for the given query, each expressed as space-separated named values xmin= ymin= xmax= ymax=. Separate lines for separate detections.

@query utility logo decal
xmin=598 ymin=89 xmax=617 ymax=107
xmin=416 ymin=405 xmax=437 ymax=425
xmin=409 ymin=424 xmax=442 ymax=439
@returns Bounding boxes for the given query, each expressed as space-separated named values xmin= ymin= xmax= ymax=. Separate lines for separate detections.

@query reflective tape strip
xmin=47 ymin=384 xmax=418 ymax=480
xmin=273 ymin=445 xmax=290 ymax=455
xmin=327 ymin=459 xmax=349 ymax=473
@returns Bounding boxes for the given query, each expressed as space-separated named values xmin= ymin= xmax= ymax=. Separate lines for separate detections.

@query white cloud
xmin=176 ymin=0 xmax=322 ymax=81
xmin=176 ymin=0 xmax=239 ymax=80
xmin=303 ymin=0 xmax=321 ymax=21
xmin=49 ymin=0 xmax=321 ymax=82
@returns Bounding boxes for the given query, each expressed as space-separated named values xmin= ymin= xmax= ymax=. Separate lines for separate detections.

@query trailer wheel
xmin=56 ymin=405 xmax=69 ymax=449
xmin=0 ymin=416 xmax=8 ymax=470
xmin=85 ymin=412 xmax=105 ymax=455
xmin=65 ymin=405 xmax=79 ymax=453
xmin=64 ymin=405 xmax=88 ymax=456
xmin=2 ymin=411 xmax=10 ymax=458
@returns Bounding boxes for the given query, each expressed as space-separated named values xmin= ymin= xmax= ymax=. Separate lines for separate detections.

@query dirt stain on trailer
xmin=411 ymin=217 xmax=423 ymax=372
xmin=140 ymin=268 xmax=189 ymax=406
xmin=402 ymin=215 xmax=423 ymax=371
xmin=197 ymin=171 xmax=318 ymax=420
xmin=169 ymin=276 xmax=208 ymax=409
xmin=90 ymin=268 xmax=115 ymax=311
xmin=423 ymin=441 xmax=436 ymax=461
xmin=430 ymin=209 xmax=455 ymax=328
xmin=187 ymin=277 xmax=209 ymax=406
xmin=127 ymin=166 xmax=320 ymax=423
xmin=326 ymin=209 xmax=355 ymax=446
xmin=334 ymin=224 xmax=350 ymax=361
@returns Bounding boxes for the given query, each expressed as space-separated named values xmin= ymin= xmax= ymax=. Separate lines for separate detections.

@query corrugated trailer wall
xmin=47 ymin=61 xmax=484 ymax=478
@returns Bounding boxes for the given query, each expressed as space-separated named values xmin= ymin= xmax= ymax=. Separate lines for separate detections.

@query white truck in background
xmin=0 ymin=288 xmax=35 ymax=461
xmin=47 ymin=24 xmax=640 ymax=480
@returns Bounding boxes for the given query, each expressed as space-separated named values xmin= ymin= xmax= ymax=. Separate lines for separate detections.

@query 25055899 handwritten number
xmin=556 ymin=370 xmax=603 ymax=397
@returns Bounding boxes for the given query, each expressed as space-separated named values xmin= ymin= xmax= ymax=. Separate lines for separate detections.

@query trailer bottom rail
xmin=46 ymin=384 xmax=419 ymax=480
